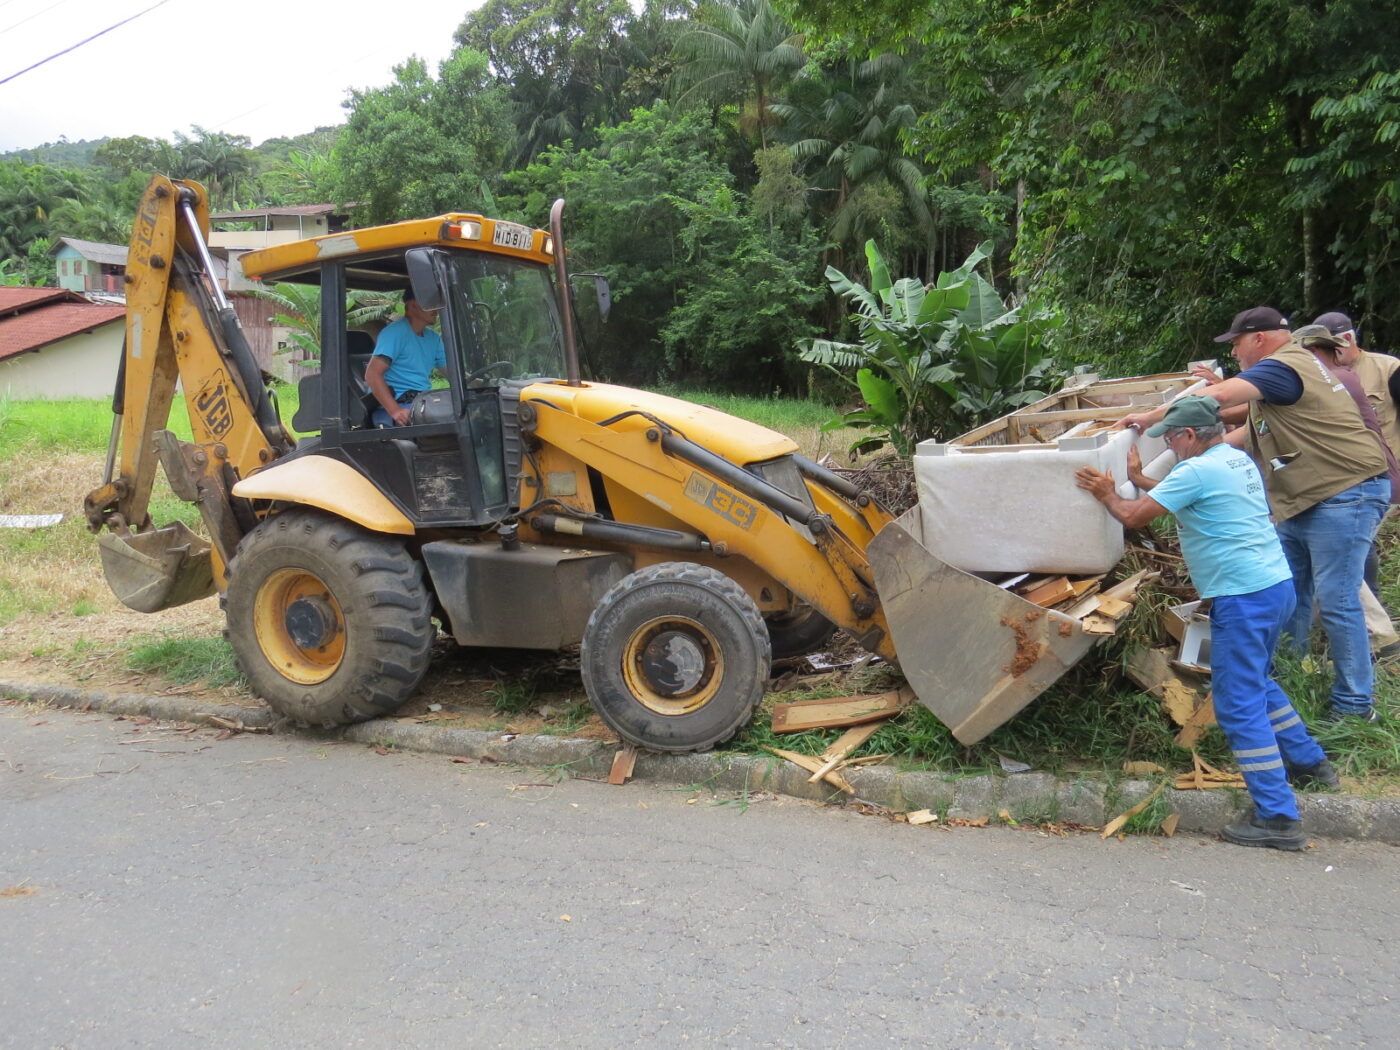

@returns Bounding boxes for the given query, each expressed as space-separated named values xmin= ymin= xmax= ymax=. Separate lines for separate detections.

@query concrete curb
xmin=5 ymin=678 xmax=1397 ymax=844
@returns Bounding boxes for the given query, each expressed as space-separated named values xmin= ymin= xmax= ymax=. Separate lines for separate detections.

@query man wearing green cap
xmin=1076 ymin=395 xmax=1334 ymax=850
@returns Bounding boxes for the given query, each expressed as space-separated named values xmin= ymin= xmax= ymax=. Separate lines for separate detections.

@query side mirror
xmin=572 ymin=273 xmax=611 ymax=323
xmin=405 ymin=248 xmax=446 ymax=311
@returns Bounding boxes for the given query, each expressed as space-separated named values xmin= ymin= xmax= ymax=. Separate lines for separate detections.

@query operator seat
xmin=290 ymin=332 xmax=377 ymax=433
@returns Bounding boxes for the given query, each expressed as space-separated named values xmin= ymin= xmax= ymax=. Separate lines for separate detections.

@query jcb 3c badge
xmin=684 ymin=473 xmax=760 ymax=531
xmin=195 ymin=370 xmax=235 ymax=438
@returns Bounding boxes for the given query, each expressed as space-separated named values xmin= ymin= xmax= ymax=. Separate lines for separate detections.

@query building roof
xmin=0 ymin=287 xmax=72 ymax=313
xmin=211 ymin=203 xmax=343 ymax=220
xmin=55 ymin=237 xmax=128 ymax=267
xmin=0 ymin=286 xmax=124 ymax=362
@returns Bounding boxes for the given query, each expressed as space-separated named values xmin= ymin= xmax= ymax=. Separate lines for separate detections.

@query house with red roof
xmin=0 ymin=288 xmax=125 ymax=399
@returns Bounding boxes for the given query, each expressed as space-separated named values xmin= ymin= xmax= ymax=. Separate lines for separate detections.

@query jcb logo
xmin=684 ymin=473 xmax=760 ymax=531
xmin=196 ymin=371 xmax=234 ymax=438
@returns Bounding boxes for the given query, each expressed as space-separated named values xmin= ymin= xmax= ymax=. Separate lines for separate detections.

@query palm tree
xmin=49 ymin=195 xmax=133 ymax=246
xmin=670 ymin=0 xmax=804 ymax=149
xmin=171 ymin=126 xmax=257 ymax=203
xmin=0 ymin=161 xmax=81 ymax=272
xmin=771 ymin=53 xmax=935 ymax=275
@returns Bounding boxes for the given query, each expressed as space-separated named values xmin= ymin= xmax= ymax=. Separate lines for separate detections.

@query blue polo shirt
xmin=1147 ymin=443 xmax=1292 ymax=599
xmin=373 ymin=316 xmax=445 ymax=399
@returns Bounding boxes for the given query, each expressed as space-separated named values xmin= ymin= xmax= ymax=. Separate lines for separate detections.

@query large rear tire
xmin=223 ymin=509 xmax=434 ymax=726
xmin=580 ymin=562 xmax=770 ymax=753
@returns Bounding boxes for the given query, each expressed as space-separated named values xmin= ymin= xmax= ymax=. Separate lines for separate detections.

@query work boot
xmin=1221 ymin=813 xmax=1308 ymax=851
xmin=1374 ymin=639 xmax=1400 ymax=667
xmin=1287 ymin=758 xmax=1341 ymax=792
xmin=1321 ymin=706 xmax=1381 ymax=725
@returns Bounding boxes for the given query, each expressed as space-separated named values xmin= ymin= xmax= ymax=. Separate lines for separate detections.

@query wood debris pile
xmin=762 ymin=688 xmax=913 ymax=793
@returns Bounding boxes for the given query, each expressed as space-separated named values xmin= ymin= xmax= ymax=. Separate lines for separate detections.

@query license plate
xmin=492 ymin=222 xmax=532 ymax=250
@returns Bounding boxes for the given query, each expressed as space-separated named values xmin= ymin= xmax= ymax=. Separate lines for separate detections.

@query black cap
xmin=1213 ymin=306 xmax=1290 ymax=343
xmin=1313 ymin=311 xmax=1354 ymax=336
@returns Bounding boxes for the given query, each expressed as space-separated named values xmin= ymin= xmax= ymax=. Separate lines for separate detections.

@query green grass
xmin=0 ymin=382 xmax=303 ymax=459
xmin=123 ymin=637 xmax=244 ymax=689
xmin=651 ymin=384 xmax=849 ymax=456
xmin=486 ymin=679 xmax=538 ymax=716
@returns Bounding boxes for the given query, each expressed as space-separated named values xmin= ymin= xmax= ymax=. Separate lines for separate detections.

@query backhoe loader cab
xmin=244 ymin=214 xmax=577 ymax=529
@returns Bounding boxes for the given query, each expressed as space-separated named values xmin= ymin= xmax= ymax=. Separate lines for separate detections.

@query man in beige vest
xmin=1123 ymin=307 xmax=1390 ymax=723
xmin=1314 ymin=312 xmax=1400 ymax=615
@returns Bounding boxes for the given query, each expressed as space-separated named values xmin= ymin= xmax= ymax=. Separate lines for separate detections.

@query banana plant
xmin=800 ymin=239 xmax=1061 ymax=457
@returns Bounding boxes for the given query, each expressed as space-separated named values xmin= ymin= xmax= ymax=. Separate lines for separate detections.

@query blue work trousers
xmin=1276 ymin=475 xmax=1390 ymax=714
xmin=1211 ymin=579 xmax=1327 ymax=820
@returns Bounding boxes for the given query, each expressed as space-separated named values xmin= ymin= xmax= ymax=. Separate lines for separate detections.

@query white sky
xmin=0 ymin=0 xmax=481 ymax=152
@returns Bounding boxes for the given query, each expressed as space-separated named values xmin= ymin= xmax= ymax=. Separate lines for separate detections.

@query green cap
xmin=1145 ymin=394 xmax=1221 ymax=436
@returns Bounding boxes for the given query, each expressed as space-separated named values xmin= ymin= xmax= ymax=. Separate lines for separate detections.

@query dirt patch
xmin=0 ymin=602 xmax=620 ymax=739
xmin=1000 ymin=612 xmax=1044 ymax=677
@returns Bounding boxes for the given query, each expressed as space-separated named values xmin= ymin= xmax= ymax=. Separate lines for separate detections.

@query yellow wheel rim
xmin=621 ymin=615 xmax=724 ymax=716
xmin=252 ymin=568 xmax=346 ymax=685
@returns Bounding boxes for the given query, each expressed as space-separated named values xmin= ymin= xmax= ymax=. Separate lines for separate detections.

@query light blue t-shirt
xmin=373 ymin=316 xmax=445 ymax=398
xmin=1147 ymin=443 xmax=1292 ymax=599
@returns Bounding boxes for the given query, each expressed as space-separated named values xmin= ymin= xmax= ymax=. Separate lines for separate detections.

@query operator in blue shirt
xmin=366 ymin=288 xmax=446 ymax=427
xmin=1076 ymin=395 xmax=1335 ymax=851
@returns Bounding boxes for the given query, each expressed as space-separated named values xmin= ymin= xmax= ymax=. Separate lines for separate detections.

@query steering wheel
xmin=464 ymin=360 xmax=515 ymax=385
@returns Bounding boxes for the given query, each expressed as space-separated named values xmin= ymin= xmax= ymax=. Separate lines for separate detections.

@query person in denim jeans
xmin=1079 ymin=395 xmax=1334 ymax=850
xmin=1123 ymin=307 xmax=1390 ymax=722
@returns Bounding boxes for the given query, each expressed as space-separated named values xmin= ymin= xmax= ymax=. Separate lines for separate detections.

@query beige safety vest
xmin=1353 ymin=349 xmax=1400 ymax=460
xmin=1245 ymin=341 xmax=1388 ymax=521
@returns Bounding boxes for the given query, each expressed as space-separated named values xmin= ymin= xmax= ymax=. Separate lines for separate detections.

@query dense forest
xmin=4 ymin=0 xmax=1399 ymax=408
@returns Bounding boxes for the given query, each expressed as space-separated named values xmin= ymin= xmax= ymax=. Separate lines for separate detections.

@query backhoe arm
xmin=83 ymin=175 xmax=292 ymax=611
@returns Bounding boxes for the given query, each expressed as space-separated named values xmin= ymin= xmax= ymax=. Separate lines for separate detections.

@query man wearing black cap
xmin=1122 ymin=307 xmax=1390 ymax=723
xmin=1078 ymin=395 xmax=1334 ymax=850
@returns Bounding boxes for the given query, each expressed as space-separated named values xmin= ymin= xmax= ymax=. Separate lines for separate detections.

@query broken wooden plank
xmin=1079 ymin=614 xmax=1119 ymax=636
xmin=1022 ymin=576 xmax=1076 ymax=608
xmin=1174 ymin=694 xmax=1217 ymax=748
xmin=1063 ymin=592 xmax=1107 ymax=620
xmin=1101 ymin=785 xmax=1164 ymax=839
xmin=771 ymin=688 xmax=909 ymax=733
xmin=1094 ymin=596 xmax=1132 ymax=621
xmin=1124 ymin=646 xmax=1207 ymax=699
xmin=607 ymin=744 xmax=637 ymax=786
xmin=765 ymin=747 xmax=855 ymax=794
xmin=1070 ymin=577 xmax=1104 ymax=598
xmin=1100 ymin=568 xmax=1157 ymax=602
xmin=807 ymin=722 xmax=884 ymax=783
xmin=839 ymin=753 xmax=891 ymax=769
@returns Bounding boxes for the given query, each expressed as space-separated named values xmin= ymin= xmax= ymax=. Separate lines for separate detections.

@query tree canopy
xmin=9 ymin=0 xmax=1400 ymax=395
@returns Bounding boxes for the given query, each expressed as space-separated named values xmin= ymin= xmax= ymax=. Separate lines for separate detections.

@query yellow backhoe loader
xmin=84 ymin=176 xmax=1098 ymax=752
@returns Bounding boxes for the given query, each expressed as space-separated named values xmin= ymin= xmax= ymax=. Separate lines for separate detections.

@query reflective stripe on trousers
xmin=1210 ymin=579 xmax=1327 ymax=820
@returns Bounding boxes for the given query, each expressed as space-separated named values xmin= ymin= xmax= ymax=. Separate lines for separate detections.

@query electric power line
xmin=0 ymin=0 xmax=173 ymax=85
xmin=0 ymin=0 xmax=76 ymax=38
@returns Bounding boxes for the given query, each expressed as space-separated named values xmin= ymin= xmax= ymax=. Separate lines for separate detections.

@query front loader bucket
xmin=97 ymin=521 xmax=217 ymax=613
xmin=868 ymin=506 xmax=1098 ymax=744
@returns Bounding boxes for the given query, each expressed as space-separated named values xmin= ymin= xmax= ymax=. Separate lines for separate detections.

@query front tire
xmin=223 ymin=509 xmax=434 ymax=726
xmin=580 ymin=562 xmax=770 ymax=752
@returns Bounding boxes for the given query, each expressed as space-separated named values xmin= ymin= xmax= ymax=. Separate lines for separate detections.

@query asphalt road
xmin=2 ymin=705 xmax=1398 ymax=1050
